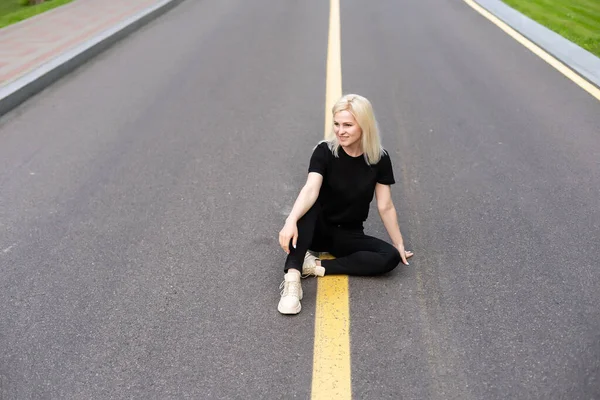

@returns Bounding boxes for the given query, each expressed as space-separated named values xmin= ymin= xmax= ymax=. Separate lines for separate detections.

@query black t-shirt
xmin=308 ymin=141 xmax=395 ymax=227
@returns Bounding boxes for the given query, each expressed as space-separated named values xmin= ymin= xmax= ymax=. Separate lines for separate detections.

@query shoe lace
xmin=301 ymin=266 xmax=314 ymax=279
xmin=279 ymin=280 xmax=301 ymax=297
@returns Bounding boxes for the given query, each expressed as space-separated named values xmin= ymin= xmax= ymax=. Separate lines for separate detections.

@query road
xmin=1 ymin=0 xmax=599 ymax=398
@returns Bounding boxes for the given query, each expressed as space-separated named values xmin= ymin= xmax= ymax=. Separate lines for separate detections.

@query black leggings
xmin=284 ymin=203 xmax=401 ymax=276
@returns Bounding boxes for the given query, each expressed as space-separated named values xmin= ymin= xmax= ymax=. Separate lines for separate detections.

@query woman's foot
xmin=278 ymin=270 xmax=303 ymax=315
xmin=302 ymin=251 xmax=325 ymax=278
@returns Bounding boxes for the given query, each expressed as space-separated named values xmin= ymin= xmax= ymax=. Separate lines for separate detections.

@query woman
xmin=278 ymin=94 xmax=413 ymax=315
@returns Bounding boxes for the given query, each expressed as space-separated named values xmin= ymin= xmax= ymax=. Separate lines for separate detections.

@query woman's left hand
xmin=396 ymin=242 xmax=414 ymax=266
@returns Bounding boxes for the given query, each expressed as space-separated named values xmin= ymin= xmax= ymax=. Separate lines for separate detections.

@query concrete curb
xmin=473 ymin=0 xmax=600 ymax=90
xmin=0 ymin=0 xmax=186 ymax=117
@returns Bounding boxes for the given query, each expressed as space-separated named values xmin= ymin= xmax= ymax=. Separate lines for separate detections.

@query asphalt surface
xmin=1 ymin=0 xmax=599 ymax=399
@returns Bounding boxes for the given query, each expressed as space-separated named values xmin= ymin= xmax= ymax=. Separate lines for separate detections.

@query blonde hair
xmin=325 ymin=94 xmax=384 ymax=165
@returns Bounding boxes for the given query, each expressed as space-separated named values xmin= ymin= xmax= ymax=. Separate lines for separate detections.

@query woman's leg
xmin=283 ymin=203 xmax=331 ymax=273
xmin=320 ymin=228 xmax=401 ymax=276
xmin=279 ymin=203 xmax=331 ymax=314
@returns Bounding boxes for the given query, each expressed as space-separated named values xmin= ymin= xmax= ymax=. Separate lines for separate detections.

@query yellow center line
xmin=323 ymin=0 xmax=342 ymax=142
xmin=312 ymin=255 xmax=351 ymax=399
xmin=463 ymin=0 xmax=600 ymax=103
xmin=311 ymin=0 xmax=351 ymax=398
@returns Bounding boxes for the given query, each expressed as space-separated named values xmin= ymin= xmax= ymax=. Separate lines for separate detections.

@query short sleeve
xmin=308 ymin=142 xmax=329 ymax=177
xmin=376 ymin=151 xmax=395 ymax=185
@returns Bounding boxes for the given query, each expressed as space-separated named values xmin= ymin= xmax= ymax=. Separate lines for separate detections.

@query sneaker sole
xmin=278 ymin=302 xmax=302 ymax=315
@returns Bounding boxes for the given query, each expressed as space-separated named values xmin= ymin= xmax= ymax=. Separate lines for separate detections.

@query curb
xmin=472 ymin=0 xmax=600 ymax=91
xmin=0 ymin=0 xmax=186 ymax=117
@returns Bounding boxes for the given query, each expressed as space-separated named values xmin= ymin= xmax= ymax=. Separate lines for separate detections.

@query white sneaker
xmin=278 ymin=272 xmax=303 ymax=315
xmin=302 ymin=251 xmax=325 ymax=278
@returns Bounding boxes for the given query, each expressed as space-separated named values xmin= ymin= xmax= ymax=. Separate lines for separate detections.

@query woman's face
xmin=333 ymin=110 xmax=362 ymax=149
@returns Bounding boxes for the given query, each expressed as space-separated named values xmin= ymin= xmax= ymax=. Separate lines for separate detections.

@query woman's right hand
xmin=279 ymin=220 xmax=298 ymax=254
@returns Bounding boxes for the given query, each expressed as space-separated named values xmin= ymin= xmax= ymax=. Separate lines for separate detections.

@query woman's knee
xmin=383 ymin=247 xmax=401 ymax=273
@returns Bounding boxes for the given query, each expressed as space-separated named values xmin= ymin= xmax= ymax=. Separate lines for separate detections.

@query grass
xmin=0 ymin=0 xmax=74 ymax=29
xmin=502 ymin=0 xmax=600 ymax=57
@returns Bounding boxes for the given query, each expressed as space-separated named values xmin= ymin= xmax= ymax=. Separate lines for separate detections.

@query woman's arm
xmin=375 ymin=183 xmax=413 ymax=265
xmin=279 ymin=172 xmax=323 ymax=254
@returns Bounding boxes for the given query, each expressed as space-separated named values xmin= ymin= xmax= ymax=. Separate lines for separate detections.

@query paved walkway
xmin=0 ymin=0 xmax=167 ymax=86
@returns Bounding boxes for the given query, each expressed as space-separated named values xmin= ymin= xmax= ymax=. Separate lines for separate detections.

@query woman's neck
xmin=341 ymin=142 xmax=363 ymax=157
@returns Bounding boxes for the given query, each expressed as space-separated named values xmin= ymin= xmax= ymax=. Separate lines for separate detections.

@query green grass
xmin=502 ymin=0 xmax=600 ymax=57
xmin=0 ymin=0 xmax=74 ymax=29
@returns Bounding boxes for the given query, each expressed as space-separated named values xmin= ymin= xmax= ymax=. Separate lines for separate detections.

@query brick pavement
xmin=0 ymin=0 xmax=169 ymax=86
